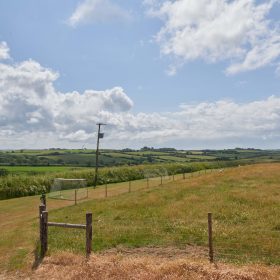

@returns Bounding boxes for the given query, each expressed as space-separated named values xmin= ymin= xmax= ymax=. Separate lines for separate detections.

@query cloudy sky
xmin=1 ymin=0 xmax=280 ymax=149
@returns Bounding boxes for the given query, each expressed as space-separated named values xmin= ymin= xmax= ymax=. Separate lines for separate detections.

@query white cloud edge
xmin=1 ymin=41 xmax=280 ymax=149
xmin=145 ymin=0 xmax=280 ymax=76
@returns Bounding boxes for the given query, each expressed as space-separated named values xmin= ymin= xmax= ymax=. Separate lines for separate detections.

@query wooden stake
xmin=41 ymin=211 xmax=48 ymax=258
xmin=39 ymin=204 xmax=46 ymax=254
xmin=86 ymin=213 xmax=92 ymax=257
xmin=208 ymin=212 xmax=214 ymax=263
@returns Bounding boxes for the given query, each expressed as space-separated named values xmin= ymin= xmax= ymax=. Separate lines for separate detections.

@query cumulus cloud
xmin=68 ymin=0 xmax=131 ymax=27
xmin=1 ymin=42 xmax=280 ymax=148
xmin=145 ymin=0 xmax=280 ymax=75
xmin=0 ymin=41 xmax=10 ymax=60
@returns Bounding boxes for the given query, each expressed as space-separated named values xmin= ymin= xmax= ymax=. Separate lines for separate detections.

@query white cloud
xmin=1 ymin=42 xmax=280 ymax=149
xmin=0 ymin=41 xmax=10 ymax=60
xmin=68 ymin=0 xmax=131 ymax=27
xmin=145 ymin=0 xmax=280 ymax=75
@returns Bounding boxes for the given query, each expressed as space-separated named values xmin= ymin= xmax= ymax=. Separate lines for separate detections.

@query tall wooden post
xmin=75 ymin=189 xmax=77 ymax=205
xmin=39 ymin=204 xmax=46 ymax=254
xmin=86 ymin=213 xmax=92 ymax=257
xmin=208 ymin=212 xmax=214 ymax=263
xmin=41 ymin=211 xmax=48 ymax=258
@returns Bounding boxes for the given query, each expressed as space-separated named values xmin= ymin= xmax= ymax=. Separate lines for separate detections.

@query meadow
xmin=0 ymin=163 xmax=279 ymax=274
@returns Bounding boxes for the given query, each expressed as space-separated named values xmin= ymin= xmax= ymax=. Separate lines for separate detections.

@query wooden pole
xmin=41 ymin=211 xmax=48 ymax=258
xmin=160 ymin=176 xmax=163 ymax=185
xmin=105 ymin=183 xmax=108 ymax=197
xmin=39 ymin=204 xmax=46 ymax=254
xmin=129 ymin=181 xmax=131 ymax=193
xmin=75 ymin=189 xmax=77 ymax=205
xmin=208 ymin=212 xmax=214 ymax=263
xmin=86 ymin=213 xmax=92 ymax=257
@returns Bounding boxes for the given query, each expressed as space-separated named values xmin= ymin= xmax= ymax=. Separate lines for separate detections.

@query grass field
xmin=0 ymin=166 xmax=83 ymax=174
xmin=0 ymin=164 xmax=279 ymax=274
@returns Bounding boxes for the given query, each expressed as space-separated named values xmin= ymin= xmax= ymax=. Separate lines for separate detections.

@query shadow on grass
xmin=32 ymin=239 xmax=43 ymax=270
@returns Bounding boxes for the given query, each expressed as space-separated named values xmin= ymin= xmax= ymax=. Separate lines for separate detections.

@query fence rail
xmin=39 ymin=203 xmax=92 ymax=258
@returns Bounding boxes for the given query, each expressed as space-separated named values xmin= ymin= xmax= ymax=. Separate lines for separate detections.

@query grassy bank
xmin=47 ymin=163 xmax=280 ymax=265
xmin=0 ymin=161 xmax=239 ymax=200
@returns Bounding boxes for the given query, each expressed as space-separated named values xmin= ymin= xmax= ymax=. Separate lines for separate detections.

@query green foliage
xmin=0 ymin=161 xmax=240 ymax=200
xmin=0 ymin=168 xmax=8 ymax=177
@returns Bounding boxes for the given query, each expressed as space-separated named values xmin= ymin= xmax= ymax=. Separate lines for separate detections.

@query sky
xmin=0 ymin=0 xmax=280 ymax=150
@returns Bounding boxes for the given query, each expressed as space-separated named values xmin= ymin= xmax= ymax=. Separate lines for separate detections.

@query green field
xmin=0 ymin=163 xmax=279 ymax=272
xmin=2 ymin=148 xmax=280 ymax=168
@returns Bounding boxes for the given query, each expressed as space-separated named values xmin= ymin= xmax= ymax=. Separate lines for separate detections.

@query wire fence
xmin=47 ymin=168 xmax=218 ymax=204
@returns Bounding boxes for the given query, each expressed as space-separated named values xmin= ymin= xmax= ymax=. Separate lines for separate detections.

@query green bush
xmin=0 ymin=168 xmax=9 ymax=177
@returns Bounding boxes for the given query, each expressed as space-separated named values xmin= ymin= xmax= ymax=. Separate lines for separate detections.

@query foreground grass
xmin=0 ymin=164 xmax=279 ymax=272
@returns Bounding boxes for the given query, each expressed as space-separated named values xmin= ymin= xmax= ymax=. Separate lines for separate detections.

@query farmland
xmin=0 ymin=163 xmax=279 ymax=278
xmin=1 ymin=147 xmax=280 ymax=200
xmin=1 ymin=148 xmax=280 ymax=168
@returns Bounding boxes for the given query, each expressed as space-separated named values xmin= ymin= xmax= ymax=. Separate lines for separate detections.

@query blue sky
xmin=0 ymin=0 xmax=280 ymax=149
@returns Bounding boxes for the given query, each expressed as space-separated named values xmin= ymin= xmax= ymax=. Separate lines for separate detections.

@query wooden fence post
xmin=86 ymin=213 xmax=92 ymax=257
xmin=129 ymin=181 xmax=131 ymax=193
xmin=160 ymin=176 xmax=163 ymax=185
xmin=105 ymin=183 xmax=108 ymax=197
xmin=208 ymin=212 xmax=214 ymax=263
xmin=39 ymin=204 xmax=46 ymax=255
xmin=41 ymin=210 xmax=48 ymax=258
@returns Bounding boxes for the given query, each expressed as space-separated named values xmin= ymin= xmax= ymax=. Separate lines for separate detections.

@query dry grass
xmin=2 ymin=251 xmax=280 ymax=280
